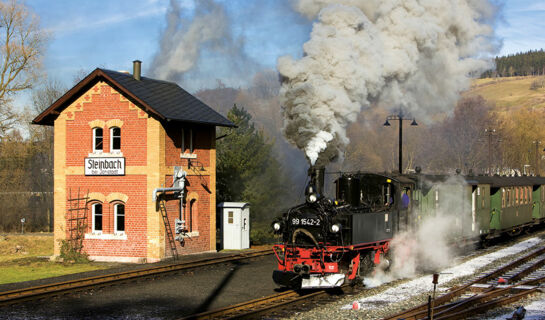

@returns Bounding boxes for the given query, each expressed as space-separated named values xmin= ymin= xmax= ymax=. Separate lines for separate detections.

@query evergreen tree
xmin=481 ymin=49 xmax=545 ymax=78
xmin=216 ymin=105 xmax=292 ymax=227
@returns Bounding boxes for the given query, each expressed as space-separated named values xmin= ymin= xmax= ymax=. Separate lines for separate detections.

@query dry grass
xmin=0 ymin=233 xmax=112 ymax=285
xmin=467 ymin=76 xmax=545 ymax=112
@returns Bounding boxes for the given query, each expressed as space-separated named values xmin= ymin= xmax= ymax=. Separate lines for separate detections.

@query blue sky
xmin=22 ymin=0 xmax=545 ymax=95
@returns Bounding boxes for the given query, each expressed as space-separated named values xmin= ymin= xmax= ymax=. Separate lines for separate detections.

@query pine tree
xmin=216 ymin=105 xmax=292 ymax=225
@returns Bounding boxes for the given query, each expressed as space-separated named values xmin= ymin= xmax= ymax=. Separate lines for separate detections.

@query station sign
xmin=85 ymin=157 xmax=125 ymax=176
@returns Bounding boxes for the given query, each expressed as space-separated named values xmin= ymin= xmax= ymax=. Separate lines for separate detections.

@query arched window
xmin=92 ymin=203 xmax=103 ymax=233
xmin=189 ymin=199 xmax=197 ymax=232
xmin=114 ymin=203 xmax=125 ymax=233
xmin=93 ymin=128 xmax=103 ymax=152
xmin=110 ymin=127 xmax=121 ymax=152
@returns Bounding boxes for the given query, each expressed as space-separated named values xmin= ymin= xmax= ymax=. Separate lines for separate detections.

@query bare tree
xmin=0 ymin=0 xmax=47 ymax=136
xmin=422 ymin=96 xmax=495 ymax=174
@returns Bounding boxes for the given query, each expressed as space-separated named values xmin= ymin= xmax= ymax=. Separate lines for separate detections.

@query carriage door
xmin=400 ymin=186 xmax=411 ymax=231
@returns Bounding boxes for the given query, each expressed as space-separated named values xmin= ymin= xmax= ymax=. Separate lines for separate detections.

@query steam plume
xmin=150 ymin=0 xmax=227 ymax=81
xmin=150 ymin=0 xmax=258 ymax=89
xmin=278 ymin=0 xmax=499 ymax=166
xmin=364 ymin=175 xmax=471 ymax=286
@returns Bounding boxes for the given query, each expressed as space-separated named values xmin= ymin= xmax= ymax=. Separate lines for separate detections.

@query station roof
xmin=32 ymin=68 xmax=235 ymax=128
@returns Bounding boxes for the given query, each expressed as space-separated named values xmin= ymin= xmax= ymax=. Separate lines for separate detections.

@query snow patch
xmin=342 ymin=237 xmax=544 ymax=310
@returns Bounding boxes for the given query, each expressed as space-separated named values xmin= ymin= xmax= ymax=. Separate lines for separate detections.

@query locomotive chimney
xmin=308 ymin=166 xmax=325 ymax=196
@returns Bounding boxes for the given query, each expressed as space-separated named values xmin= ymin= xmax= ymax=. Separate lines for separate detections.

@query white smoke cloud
xmin=364 ymin=175 xmax=472 ymax=286
xmin=150 ymin=0 xmax=259 ymax=88
xmin=150 ymin=0 xmax=227 ymax=81
xmin=278 ymin=0 xmax=500 ymax=166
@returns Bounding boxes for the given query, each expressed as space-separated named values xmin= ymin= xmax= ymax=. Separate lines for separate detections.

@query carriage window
xmin=501 ymin=188 xmax=505 ymax=208
xmin=481 ymin=187 xmax=485 ymax=208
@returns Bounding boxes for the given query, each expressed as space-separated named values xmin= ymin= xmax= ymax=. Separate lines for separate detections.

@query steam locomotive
xmin=271 ymin=167 xmax=545 ymax=289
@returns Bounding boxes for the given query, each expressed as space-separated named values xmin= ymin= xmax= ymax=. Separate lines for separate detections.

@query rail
xmin=383 ymin=245 xmax=545 ymax=320
xmin=0 ymin=248 xmax=272 ymax=307
xmin=181 ymin=285 xmax=349 ymax=320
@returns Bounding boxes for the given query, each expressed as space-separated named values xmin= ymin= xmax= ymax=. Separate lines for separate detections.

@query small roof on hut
xmin=32 ymin=68 xmax=235 ymax=128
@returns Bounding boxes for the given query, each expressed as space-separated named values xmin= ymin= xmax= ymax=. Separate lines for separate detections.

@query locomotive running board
xmin=301 ymin=273 xmax=345 ymax=289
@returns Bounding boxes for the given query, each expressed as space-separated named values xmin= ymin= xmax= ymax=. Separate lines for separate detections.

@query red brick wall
xmin=65 ymin=85 xmax=147 ymax=167
xmin=61 ymin=82 xmax=216 ymax=260
xmin=63 ymin=84 xmax=149 ymax=259
xmin=66 ymin=175 xmax=148 ymax=257
xmin=164 ymin=124 xmax=212 ymax=167
xmin=163 ymin=123 xmax=214 ymax=254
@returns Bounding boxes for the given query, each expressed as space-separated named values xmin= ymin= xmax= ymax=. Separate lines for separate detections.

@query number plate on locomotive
xmin=291 ymin=218 xmax=320 ymax=226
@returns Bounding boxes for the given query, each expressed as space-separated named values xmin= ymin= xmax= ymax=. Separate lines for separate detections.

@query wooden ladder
xmin=66 ymin=188 xmax=89 ymax=253
xmin=158 ymin=199 xmax=179 ymax=260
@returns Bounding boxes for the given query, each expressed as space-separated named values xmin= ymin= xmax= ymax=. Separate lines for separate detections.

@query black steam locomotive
xmin=272 ymin=166 xmax=545 ymax=289
xmin=272 ymin=167 xmax=408 ymax=289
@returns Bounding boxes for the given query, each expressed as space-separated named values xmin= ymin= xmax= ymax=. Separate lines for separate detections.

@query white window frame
xmin=114 ymin=203 xmax=125 ymax=235
xmin=92 ymin=203 xmax=103 ymax=234
xmin=110 ymin=127 xmax=121 ymax=153
xmin=93 ymin=127 xmax=103 ymax=153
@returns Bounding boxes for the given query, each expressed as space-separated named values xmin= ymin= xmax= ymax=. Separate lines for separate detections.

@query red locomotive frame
xmin=273 ymin=240 xmax=390 ymax=282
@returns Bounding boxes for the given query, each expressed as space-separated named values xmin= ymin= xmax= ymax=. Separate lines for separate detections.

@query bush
xmin=58 ymin=240 xmax=89 ymax=263
xmin=250 ymin=224 xmax=275 ymax=245
xmin=530 ymin=78 xmax=544 ymax=90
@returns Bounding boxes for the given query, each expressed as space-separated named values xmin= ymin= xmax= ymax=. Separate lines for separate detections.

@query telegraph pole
xmin=533 ymin=141 xmax=542 ymax=175
xmin=485 ymin=128 xmax=496 ymax=175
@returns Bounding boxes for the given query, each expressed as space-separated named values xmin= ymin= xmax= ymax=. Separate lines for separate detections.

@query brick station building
xmin=33 ymin=61 xmax=234 ymax=263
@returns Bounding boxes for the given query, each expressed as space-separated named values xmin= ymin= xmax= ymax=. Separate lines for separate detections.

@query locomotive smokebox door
xmin=218 ymin=202 xmax=250 ymax=250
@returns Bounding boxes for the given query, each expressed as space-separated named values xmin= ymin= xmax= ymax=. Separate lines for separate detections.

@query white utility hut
xmin=217 ymin=202 xmax=250 ymax=250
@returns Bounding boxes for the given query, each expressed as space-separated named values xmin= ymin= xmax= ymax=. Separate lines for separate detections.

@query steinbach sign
xmin=85 ymin=157 xmax=125 ymax=176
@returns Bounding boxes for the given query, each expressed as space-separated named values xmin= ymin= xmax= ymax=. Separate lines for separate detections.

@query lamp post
xmin=384 ymin=113 xmax=418 ymax=173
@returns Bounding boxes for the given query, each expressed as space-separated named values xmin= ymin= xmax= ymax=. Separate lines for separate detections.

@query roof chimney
xmin=133 ymin=60 xmax=141 ymax=81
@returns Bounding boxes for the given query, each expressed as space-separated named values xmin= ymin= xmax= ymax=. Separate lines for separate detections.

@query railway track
xmin=0 ymin=248 xmax=272 ymax=307
xmin=182 ymin=238 xmax=545 ymax=320
xmin=383 ymin=245 xmax=545 ymax=320
xmin=181 ymin=285 xmax=350 ymax=320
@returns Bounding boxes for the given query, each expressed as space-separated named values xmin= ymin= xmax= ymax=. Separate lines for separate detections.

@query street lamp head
xmin=383 ymin=120 xmax=391 ymax=126
xmin=410 ymin=119 xmax=418 ymax=126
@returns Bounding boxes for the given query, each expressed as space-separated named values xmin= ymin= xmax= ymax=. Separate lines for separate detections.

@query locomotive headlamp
xmin=305 ymin=183 xmax=318 ymax=203
xmin=271 ymin=219 xmax=284 ymax=234
xmin=331 ymin=223 xmax=342 ymax=233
